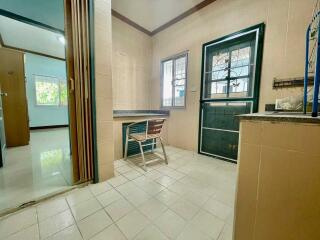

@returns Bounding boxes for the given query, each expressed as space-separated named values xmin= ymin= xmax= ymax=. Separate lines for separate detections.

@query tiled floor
xmin=0 ymin=128 xmax=72 ymax=213
xmin=0 ymin=146 xmax=236 ymax=240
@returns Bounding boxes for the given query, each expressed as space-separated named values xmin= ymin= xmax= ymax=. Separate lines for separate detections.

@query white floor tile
xmin=134 ymin=225 xmax=169 ymax=240
xmin=116 ymin=165 xmax=134 ymax=174
xmin=164 ymin=170 xmax=185 ymax=180
xmin=105 ymin=198 xmax=134 ymax=221
xmin=96 ymin=189 xmax=122 ymax=207
xmin=90 ymin=224 xmax=126 ymax=240
xmin=182 ymin=190 xmax=210 ymax=207
xmin=202 ymin=198 xmax=233 ymax=220
xmin=190 ymin=210 xmax=225 ymax=240
xmin=155 ymin=176 xmax=176 ymax=187
xmin=116 ymin=182 xmax=141 ymax=197
xmin=0 ymin=207 xmax=37 ymax=238
xmin=138 ymin=198 xmax=168 ymax=220
xmin=132 ymin=176 xmax=153 ymax=186
xmin=107 ymin=176 xmax=129 ymax=187
xmin=156 ymin=166 xmax=174 ymax=175
xmin=116 ymin=210 xmax=150 ymax=239
xmin=77 ymin=210 xmax=112 ymax=240
xmin=169 ymin=199 xmax=199 ymax=220
xmin=125 ymin=191 xmax=152 ymax=207
xmin=89 ymin=182 xmax=113 ymax=196
xmin=6 ymin=224 xmax=39 ymax=240
xmin=46 ymin=225 xmax=82 ymax=240
xmin=37 ymin=198 xmax=69 ymax=221
xmin=122 ymin=170 xmax=142 ymax=180
xmin=138 ymin=182 xmax=165 ymax=196
xmin=39 ymin=209 xmax=74 ymax=239
xmin=167 ymin=182 xmax=190 ymax=195
xmin=154 ymin=209 xmax=186 ymax=239
xmin=0 ymin=147 xmax=237 ymax=240
xmin=66 ymin=188 xmax=94 ymax=207
xmin=143 ymin=170 xmax=163 ymax=180
xmin=155 ymin=190 xmax=180 ymax=206
xmin=0 ymin=128 xmax=72 ymax=213
xmin=114 ymin=160 xmax=127 ymax=168
xmin=218 ymin=224 xmax=233 ymax=240
xmin=176 ymin=224 xmax=211 ymax=240
xmin=70 ymin=198 xmax=102 ymax=221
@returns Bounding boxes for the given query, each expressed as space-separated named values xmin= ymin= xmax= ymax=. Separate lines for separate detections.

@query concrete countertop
xmin=239 ymin=112 xmax=320 ymax=124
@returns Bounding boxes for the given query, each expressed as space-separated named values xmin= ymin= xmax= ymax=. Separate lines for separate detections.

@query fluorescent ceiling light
xmin=57 ymin=35 xmax=65 ymax=45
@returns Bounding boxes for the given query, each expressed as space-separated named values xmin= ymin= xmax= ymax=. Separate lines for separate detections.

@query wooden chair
xmin=124 ymin=118 xmax=168 ymax=171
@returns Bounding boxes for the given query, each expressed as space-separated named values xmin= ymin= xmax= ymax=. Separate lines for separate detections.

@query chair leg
xmin=151 ymin=138 xmax=155 ymax=153
xmin=138 ymin=141 xmax=147 ymax=171
xmin=124 ymin=135 xmax=129 ymax=160
xmin=159 ymin=137 xmax=168 ymax=165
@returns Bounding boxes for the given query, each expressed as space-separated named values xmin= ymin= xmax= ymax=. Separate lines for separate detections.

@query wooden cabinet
xmin=0 ymin=48 xmax=29 ymax=147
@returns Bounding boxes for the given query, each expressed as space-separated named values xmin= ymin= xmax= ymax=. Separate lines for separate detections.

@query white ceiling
xmin=0 ymin=15 xmax=65 ymax=59
xmin=112 ymin=0 xmax=204 ymax=32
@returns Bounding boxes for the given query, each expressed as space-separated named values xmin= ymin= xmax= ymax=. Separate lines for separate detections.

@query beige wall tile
xmin=94 ymin=0 xmax=114 ymax=181
xmin=112 ymin=17 xmax=152 ymax=110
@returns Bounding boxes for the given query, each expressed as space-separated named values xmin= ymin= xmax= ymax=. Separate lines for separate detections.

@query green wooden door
xmin=199 ymin=24 xmax=265 ymax=162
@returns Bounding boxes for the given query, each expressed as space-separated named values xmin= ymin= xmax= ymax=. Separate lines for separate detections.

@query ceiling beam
xmin=112 ymin=0 xmax=217 ymax=36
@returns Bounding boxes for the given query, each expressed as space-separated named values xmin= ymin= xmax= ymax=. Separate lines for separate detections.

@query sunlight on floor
xmin=0 ymin=128 xmax=72 ymax=213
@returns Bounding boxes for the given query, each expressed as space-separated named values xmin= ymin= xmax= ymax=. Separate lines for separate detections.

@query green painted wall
xmin=0 ymin=0 xmax=64 ymax=30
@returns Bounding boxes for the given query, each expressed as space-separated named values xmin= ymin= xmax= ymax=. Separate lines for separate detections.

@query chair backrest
xmin=147 ymin=119 xmax=165 ymax=136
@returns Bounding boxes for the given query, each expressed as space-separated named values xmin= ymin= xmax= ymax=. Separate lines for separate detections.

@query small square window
xmin=161 ymin=52 xmax=188 ymax=108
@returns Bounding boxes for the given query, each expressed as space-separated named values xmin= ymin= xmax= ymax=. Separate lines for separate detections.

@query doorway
xmin=0 ymin=0 xmax=95 ymax=214
xmin=199 ymin=24 xmax=265 ymax=162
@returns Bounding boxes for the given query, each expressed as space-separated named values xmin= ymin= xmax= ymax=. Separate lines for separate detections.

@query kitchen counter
xmin=113 ymin=110 xmax=169 ymax=118
xmin=239 ymin=112 xmax=320 ymax=124
xmin=234 ymin=112 xmax=320 ymax=239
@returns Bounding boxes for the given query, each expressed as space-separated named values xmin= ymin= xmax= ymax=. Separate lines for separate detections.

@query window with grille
xmin=161 ymin=52 xmax=188 ymax=108
xmin=34 ymin=75 xmax=68 ymax=106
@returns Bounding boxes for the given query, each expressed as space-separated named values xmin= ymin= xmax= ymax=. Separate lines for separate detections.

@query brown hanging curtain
xmin=64 ymin=0 xmax=94 ymax=183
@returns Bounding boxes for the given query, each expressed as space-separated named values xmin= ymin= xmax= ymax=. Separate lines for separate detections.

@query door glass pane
xmin=230 ymin=66 xmax=249 ymax=78
xmin=229 ymin=78 xmax=249 ymax=98
xmin=211 ymin=52 xmax=228 ymax=80
xmin=162 ymin=60 xmax=173 ymax=106
xmin=201 ymin=129 xmax=239 ymax=160
xmin=212 ymin=52 xmax=229 ymax=71
xmin=209 ymin=80 xmax=228 ymax=99
xmin=202 ymin=101 xmax=252 ymax=131
xmin=174 ymin=85 xmax=185 ymax=107
xmin=201 ymin=101 xmax=253 ymax=160
xmin=231 ymin=47 xmax=250 ymax=68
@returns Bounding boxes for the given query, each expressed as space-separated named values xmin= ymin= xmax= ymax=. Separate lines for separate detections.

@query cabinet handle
xmin=70 ymin=78 xmax=75 ymax=92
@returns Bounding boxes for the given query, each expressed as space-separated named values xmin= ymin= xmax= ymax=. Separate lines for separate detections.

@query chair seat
xmin=129 ymin=133 xmax=161 ymax=141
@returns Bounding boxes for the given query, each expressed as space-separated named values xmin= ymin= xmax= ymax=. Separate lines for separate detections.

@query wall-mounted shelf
xmin=273 ymin=76 xmax=314 ymax=89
